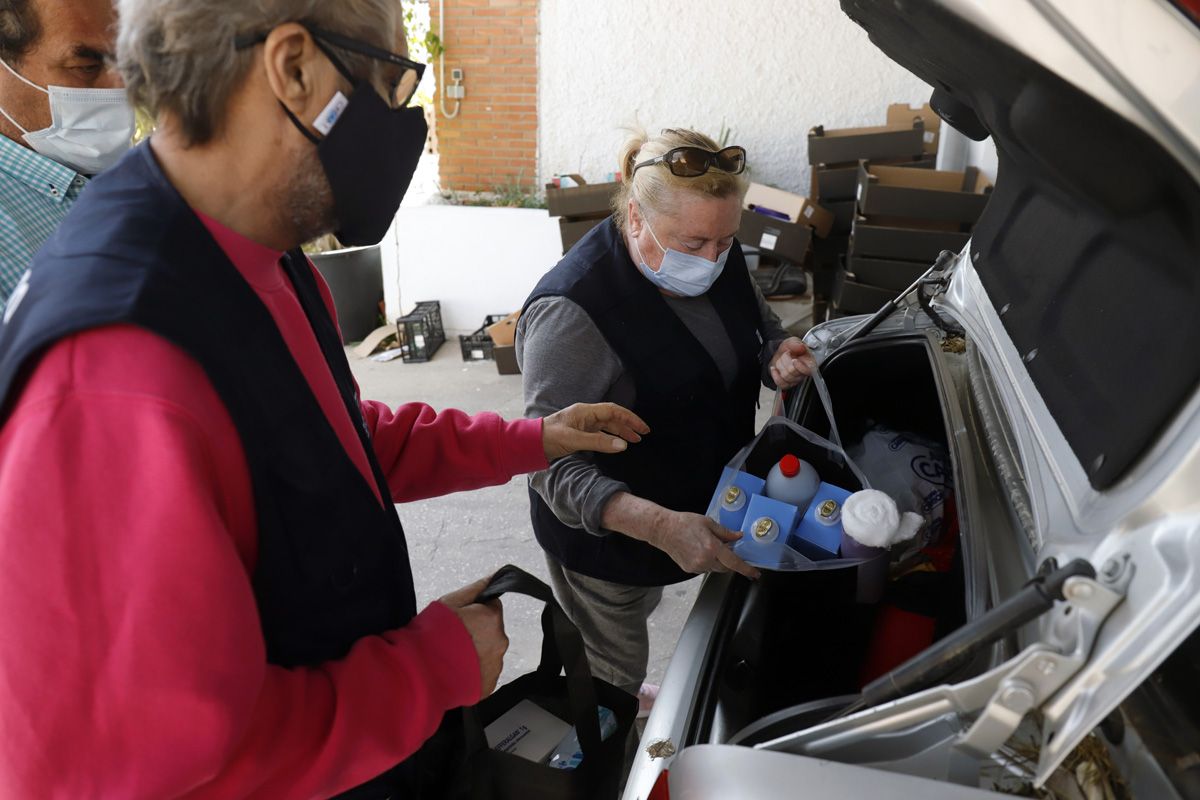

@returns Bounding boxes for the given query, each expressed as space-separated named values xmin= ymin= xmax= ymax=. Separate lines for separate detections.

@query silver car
xmin=624 ymin=0 xmax=1200 ymax=797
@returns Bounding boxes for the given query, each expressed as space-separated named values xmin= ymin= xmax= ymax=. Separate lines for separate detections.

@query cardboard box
xmin=787 ymin=482 xmax=854 ymax=561
xmin=545 ymin=177 xmax=620 ymax=219
xmin=485 ymin=310 xmax=520 ymax=347
xmin=826 ymin=200 xmax=856 ymax=235
xmin=494 ymin=344 xmax=521 ymax=375
xmin=810 ymin=234 xmax=848 ymax=274
xmin=847 ymin=253 xmax=932 ymax=292
xmin=484 ymin=699 xmax=570 ymax=762
xmin=850 ymin=221 xmax=970 ymax=263
xmin=886 ymin=103 xmax=942 ymax=155
xmin=808 ymin=119 xmax=925 ymax=166
xmin=861 ymin=215 xmax=963 ymax=233
xmin=856 ymin=163 xmax=992 ymax=225
xmin=737 ymin=211 xmax=813 ymax=264
xmin=743 ymin=183 xmax=834 ymax=238
xmin=814 ymin=154 xmax=936 ymax=201
xmin=738 ymin=494 xmax=800 ymax=550
xmin=836 ymin=278 xmax=895 ymax=315
xmin=710 ymin=469 xmax=767 ymax=532
xmin=809 ymin=265 xmax=840 ymax=299
xmin=560 ymin=218 xmax=605 ymax=252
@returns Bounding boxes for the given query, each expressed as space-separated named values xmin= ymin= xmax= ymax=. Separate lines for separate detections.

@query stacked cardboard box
xmin=836 ymin=161 xmax=990 ymax=315
xmin=739 ymin=182 xmax=831 ymax=260
xmin=807 ymin=108 xmax=940 ymax=321
xmin=486 ymin=311 xmax=521 ymax=375
xmin=545 ymin=175 xmax=621 ymax=254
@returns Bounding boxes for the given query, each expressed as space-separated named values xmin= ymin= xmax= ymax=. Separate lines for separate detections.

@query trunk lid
xmin=841 ymin=0 xmax=1200 ymax=786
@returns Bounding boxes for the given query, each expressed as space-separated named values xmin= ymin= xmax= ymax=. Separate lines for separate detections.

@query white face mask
xmin=632 ymin=211 xmax=731 ymax=297
xmin=0 ymin=59 xmax=134 ymax=175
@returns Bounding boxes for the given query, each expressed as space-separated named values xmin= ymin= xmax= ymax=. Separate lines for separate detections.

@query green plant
xmin=487 ymin=172 xmax=547 ymax=208
xmin=403 ymin=2 xmax=444 ymax=62
xmin=439 ymin=170 xmax=547 ymax=209
xmin=402 ymin=1 xmax=443 ymax=111
xmin=716 ymin=119 xmax=733 ymax=148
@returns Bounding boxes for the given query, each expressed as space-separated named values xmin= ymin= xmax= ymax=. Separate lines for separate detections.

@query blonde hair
xmin=612 ymin=127 xmax=748 ymax=233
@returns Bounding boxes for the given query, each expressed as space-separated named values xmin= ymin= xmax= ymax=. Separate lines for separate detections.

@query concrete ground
xmin=348 ymin=294 xmax=809 ymax=688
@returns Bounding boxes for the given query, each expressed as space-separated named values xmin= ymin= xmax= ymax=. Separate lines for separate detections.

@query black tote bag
xmin=414 ymin=565 xmax=638 ymax=800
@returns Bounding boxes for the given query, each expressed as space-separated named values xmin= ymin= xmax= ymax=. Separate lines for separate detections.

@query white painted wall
xmin=384 ymin=204 xmax=563 ymax=334
xmin=381 ymin=1 xmax=947 ymax=337
xmin=937 ymin=125 xmax=1000 ymax=182
xmin=538 ymin=0 xmax=933 ymax=195
xmin=967 ymin=137 xmax=1000 ymax=182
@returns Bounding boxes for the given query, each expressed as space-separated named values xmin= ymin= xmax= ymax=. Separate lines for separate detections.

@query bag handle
xmin=466 ymin=565 xmax=606 ymax=759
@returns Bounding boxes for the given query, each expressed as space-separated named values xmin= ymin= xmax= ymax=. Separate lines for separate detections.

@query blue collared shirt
xmin=0 ymin=134 xmax=87 ymax=304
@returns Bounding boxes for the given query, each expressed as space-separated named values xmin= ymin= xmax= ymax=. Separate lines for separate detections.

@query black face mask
xmin=284 ymin=80 xmax=427 ymax=247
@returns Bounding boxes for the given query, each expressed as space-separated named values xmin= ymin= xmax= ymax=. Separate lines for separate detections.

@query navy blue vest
xmin=524 ymin=219 xmax=763 ymax=586
xmin=0 ymin=144 xmax=417 ymax=798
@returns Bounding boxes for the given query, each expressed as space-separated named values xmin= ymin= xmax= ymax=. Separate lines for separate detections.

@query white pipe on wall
xmin=438 ymin=0 xmax=460 ymax=119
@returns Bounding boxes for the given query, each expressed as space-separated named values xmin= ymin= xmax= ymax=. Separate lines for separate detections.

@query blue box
xmin=738 ymin=494 xmax=801 ymax=546
xmin=708 ymin=469 xmax=767 ymax=531
xmin=732 ymin=494 xmax=804 ymax=568
xmin=787 ymin=482 xmax=854 ymax=561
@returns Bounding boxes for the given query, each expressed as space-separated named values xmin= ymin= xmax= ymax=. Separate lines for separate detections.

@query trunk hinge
xmin=760 ymin=556 xmax=1133 ymax=788
xmin=952 ymin=555 xmax=1133 ymax=763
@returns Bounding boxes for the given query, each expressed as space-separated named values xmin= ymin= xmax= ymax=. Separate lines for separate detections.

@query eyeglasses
xmin=234 ymin=23 xmax=426 ymax=109
xmin=632 ymin=145 xmax=747 ymax=178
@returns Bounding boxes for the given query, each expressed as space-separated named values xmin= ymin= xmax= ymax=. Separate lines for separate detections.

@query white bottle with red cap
xmin=764 ymin=454 xmax=822 ymax=510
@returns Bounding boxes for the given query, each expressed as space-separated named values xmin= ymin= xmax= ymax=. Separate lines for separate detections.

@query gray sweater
xmin=516 ymin=268 xmax=788 ymax=536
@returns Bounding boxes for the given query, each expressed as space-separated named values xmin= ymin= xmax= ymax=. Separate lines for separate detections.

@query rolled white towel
xmin=842 ymin=490 xmax=899 ymax=548
xmin=843 ymin=490 xmax=926 ymax=549
xmin=896 ymin=511 xmax=924 ymax=544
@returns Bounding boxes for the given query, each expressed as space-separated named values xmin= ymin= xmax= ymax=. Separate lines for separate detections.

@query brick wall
xmin=430 ymin=0 xmax=539 ymax=194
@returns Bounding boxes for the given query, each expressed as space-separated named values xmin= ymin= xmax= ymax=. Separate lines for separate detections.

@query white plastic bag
xmin=845 ymin=425 xmax=952 ymax=546
xmin=706 ymin=415 xmax=867 ymax=572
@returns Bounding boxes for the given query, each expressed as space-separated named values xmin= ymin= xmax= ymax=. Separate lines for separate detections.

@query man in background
xmin=0 ymin=0 xmax=133 ymax=301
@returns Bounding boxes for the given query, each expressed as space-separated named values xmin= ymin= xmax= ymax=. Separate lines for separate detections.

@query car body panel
xmin=920 ymin=0 xmax=1200 ymax=182
xmin=663 ymin=744 xmax=1008 ymax=799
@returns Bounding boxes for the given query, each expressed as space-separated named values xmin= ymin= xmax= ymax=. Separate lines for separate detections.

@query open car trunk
xmin=690 ymin=333 xmax=973 ymax=747
xmin=840 ymin=0 xmax=1200 ymax=494
xmin=629 ymin=3 xmax=1200 ymax=797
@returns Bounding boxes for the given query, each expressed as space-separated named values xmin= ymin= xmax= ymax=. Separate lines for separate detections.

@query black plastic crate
xmin=395 ymin=300 xmax=446 ymax=363
xmin=459 ymin=314 xmax=507 ymax=362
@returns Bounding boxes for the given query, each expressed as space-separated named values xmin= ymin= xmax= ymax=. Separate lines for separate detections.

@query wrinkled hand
xmin=542 ymin=402 xmax=651 ymax=461
xmin=769 ymin=337 xmax=817 ymax=390
xmin=650 ymin=510 xmax=761 ymax=580
xmin=440 ymin=576 xmax=508 ymax=697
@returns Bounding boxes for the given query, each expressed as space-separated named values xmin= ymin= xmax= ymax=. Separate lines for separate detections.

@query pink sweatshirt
xmin=0 ymin=213 xmax=548 ymax=799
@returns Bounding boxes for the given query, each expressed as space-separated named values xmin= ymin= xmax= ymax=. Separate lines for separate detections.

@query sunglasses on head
xmin=632 ymin=145 xmax=747 ymax=178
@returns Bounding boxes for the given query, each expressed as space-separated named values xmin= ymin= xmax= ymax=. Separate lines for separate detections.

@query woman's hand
xmin=601 ymin=493 xmax=761 ymax=580
xmin=650 ymin=510 xmax=761 ymax=579
xmin=541 ymin=402 xmax=651 ymax=461
xmin=769 ymin=337 xmax=817 ymax=390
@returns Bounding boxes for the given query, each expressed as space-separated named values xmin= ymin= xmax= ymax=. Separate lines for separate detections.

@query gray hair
xmin=116 ymin=0 xmax=403 ymax=146
xmin=0 ymin=0 xmax=41 ymax=64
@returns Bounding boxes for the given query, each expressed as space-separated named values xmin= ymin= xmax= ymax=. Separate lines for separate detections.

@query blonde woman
xmin=516 ymin=129 xmax=816 ymax=716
